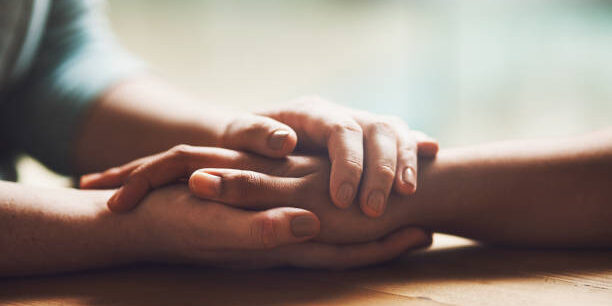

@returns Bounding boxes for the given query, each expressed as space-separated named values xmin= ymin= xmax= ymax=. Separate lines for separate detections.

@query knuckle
xmin=399 ymin=145 xmax=418 ymax=158
xmin=341 ymin=156 xmax=363 ymax=177
xmin=242 ymin=119 xmax=271 ymax=136
xmin=221 ymin=117 xmax=240 ymax=145
xmin=241 ymin=170 xmax=262 ymax=188
xmin=367 ymin=120 xmax=395 ymax=137
xmin=124 ymin=170 xmax=151 ymax=189
xmin=223 ymin=115 xmax=273 ymax=146
xmin=374 ymin=163 xmax=396 ymax=182
xmin=228 ymin=171 xmax=262 ymax=201
xmin=330 ymin=120 xmax=362 ymax=136
xmin=251 ymin=216 xmax=279 ymax=249
xmin=170 ymin=144 xmax=194 ymax=160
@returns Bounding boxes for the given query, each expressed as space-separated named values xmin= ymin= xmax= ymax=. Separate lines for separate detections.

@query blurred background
xmin=18 ymin=0 xmax=612 ymax=185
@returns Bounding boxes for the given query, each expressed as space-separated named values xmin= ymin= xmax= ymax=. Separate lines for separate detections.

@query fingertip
xmin=107 ymin=188 xmax=130 ymax=213
xmin=106 ymin=184 xmax=145 ymax=213
xmin=360 ymin=202 xmax=384 ymax=218
xmin=107 ymin=200 xmax=126 ymax=213
xmin=331 ymin=182 xmax=355 ymax=209
xmin=398 ymin=167 xmax=417 ymax=194
xmin=188 ymin=170 xmax=222 ymax=199
xmin=290 ymin=213 xmax=320 ymax=239
xmin=360 ymin=191 xmax=386 ymax=218
xmin=332 ymin=199 xmax=351 ymax=210
xmin=394 ymin=178 xmax=416 ymax=195
xmin=80 ymin=167 xmax=127 ymax=189
xmin=225 ymin=115 xmax=298 ymax=158
xmin=413 ymin=130 xmax=439 ymax=157
xmin=253 ymin=208 xmax=320 ymax=249
xmin=265 ymin=128 xmax=297 ymax=157
xmin=417 ymin=141 xmax=439 ymax=157
xmin=79 ymin=173 xmax=101 ymax=189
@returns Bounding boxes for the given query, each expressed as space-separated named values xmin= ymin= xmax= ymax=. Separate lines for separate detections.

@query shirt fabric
xmin=0 ymin=0 xmax=144 ymax=181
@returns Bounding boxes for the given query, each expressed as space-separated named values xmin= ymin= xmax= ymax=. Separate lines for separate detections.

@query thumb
xmin=221 ymin=114 xmax=298 ymax=158
xmin=248 ymin=207 xmax=321 ymax=249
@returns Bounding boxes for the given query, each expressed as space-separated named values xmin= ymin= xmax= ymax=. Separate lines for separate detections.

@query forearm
xmin=397 ymin=129 xmax=612 ymax=247
xmin=0 ymin=182 xmax=142 ymax=276
xmin=73 ymin=75 xmax=231 ymax=173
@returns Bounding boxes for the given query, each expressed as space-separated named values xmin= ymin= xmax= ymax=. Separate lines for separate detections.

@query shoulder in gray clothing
xmin=0 ymin=0 xmax=145 ymax=181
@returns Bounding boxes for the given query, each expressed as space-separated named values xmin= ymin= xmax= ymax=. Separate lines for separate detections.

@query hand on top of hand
xmin=186 ymin=154 xmax=420 ymax=244
xmin=132 ymin=184 xmax=431 ymax=270
xmin=81 ymin=97 xmax=438 ymax=217
xmin=259 ymin=96 xmax=438 ymax=217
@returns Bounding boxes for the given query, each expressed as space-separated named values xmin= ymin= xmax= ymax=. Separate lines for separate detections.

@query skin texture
xmin=75 ymin=76 xmax=438 ymax=217
xmin=0 ymin=181 xmax=430 ymax=277
xmin=259 ymin=97 xmax=439 ymax=216
xmin=1 ymin=74 xmax=439 ymax=277
xmin=4 ymin=129 xmax=610 ymax=277
xmin=185 ymin=128 xmax=612 ymax=247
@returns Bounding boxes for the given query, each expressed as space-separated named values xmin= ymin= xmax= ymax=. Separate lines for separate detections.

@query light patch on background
xmin=18 ymin=0 xmax=612 ymax=184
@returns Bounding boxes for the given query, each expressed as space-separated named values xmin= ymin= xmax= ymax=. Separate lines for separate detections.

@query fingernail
xmin=267 ymin=130 xmax=290 ymax=151
xmin=337 ymin=183 xmax=354 ymax=206
xmin=291 ymin=215 xmax=319 ymax=237
xmin=366 ymin=191 xmax=385 ymax=215
xmin=189 ymin=171 xmax=222 ymax=197
xmin=403 ymin=167 xmax=416 ymax=190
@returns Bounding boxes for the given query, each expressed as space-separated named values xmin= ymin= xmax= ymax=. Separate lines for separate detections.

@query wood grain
xmin=1 ymin=234 xmax=610 ymax=306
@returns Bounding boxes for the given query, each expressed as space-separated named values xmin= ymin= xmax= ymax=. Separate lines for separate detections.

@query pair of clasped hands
xmin=80 ymin=99 xmax=439 ymax=269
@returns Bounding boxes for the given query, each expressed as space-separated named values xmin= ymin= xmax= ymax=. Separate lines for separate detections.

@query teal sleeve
xmin=5 ymin=0 xmax=145 ymax=175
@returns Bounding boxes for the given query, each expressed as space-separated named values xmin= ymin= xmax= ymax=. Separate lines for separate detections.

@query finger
xmin=265 ymin=100 xmax=364 ymax=209
xmin=394 ymin=130 xmax=419 ymax=195
xmin=209 ymin=205 xmax=320 ymax=250
xmin=285 ymin=227 xmax=431 ymax=269
xmin=189 ymin=168 xmax=301 ymax=209
xmin=413 ymin=130 xmax=439 ymax=157
xmin=204 ymin=226 xmax=431 ymax=269
xmin=79 ymin=156 xmax=150 ymax=189
xmin=221 ymin=114 xmax=298 ymax=158
xmin=327 ymin=121 xmax=365 ymax=209
xmin=359 ymin=121 xmax=398 ymax=217
xmin=108 ymin=146 xmax=292 ymax=212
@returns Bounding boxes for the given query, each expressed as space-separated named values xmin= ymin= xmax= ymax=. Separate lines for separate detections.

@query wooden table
xmin=1 ymin=234 xmax=611 ymax=305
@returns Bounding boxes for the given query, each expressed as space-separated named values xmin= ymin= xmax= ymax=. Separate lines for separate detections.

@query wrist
xmin=83 ymin=189 xmax=153 ymax=265
xmin=387 ymin=156 xmax=453 ymax=232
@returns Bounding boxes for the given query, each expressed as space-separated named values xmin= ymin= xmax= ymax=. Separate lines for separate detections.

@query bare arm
xmin=0 ymin=180 xmax=430 ymax=277
xmin=73 ymin=76 xmax=232 ymax=173
xmin=0 ymin=182 xmax=138 ymax=276
xmin=74 ymin=77 xmax=438 ymax=219
xmin=403 ymin=128 xmax=612 ymax=247
xmin=183 ymin=128 xmax=612 ymax=247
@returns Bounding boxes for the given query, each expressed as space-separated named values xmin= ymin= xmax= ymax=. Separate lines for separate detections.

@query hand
xmin=217 ymin=99 xmax=438 ymax=217
xmin=80 ymin=146 xmax=309 ymax=212
xmin=187 ymin=155 xmax=423 ymax=244
xmin=82 ymin=97 xmax=437 ymax=218
xmin=259 ymin=96 xmax=438 ymax=217
xmin=131 ymin=184 xmax=431 ymax=269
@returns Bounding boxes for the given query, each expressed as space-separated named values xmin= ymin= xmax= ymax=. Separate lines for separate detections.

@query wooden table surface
xmin=1 ymin=234 xmax=611 ymax=306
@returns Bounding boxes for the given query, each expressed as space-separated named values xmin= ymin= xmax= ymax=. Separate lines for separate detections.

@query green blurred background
xmin=18 ymin=0 xmax=612 ymax=185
